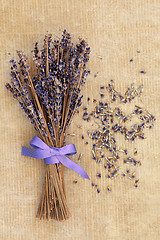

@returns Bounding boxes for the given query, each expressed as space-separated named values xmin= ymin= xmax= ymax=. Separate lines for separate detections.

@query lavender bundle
xmin=6 ymin=30 xmax=90 ymax=221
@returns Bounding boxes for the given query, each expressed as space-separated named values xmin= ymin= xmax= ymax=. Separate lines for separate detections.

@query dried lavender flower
xmin=6 ymin=30 xmax=90 ymax=221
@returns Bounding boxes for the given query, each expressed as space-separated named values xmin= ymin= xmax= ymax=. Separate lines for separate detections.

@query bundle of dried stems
xmin=6 ymin=30 xmax=90 ymax=221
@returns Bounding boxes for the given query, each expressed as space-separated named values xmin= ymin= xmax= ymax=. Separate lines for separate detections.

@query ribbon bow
xmin=21 ymin=136 xmax=90 ymax=180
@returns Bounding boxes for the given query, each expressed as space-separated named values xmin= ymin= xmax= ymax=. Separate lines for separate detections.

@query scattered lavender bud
xmin=124 ymin=150 xmax=127 ymax=155
xmin=81 ymin=78 xmax=156 ymax=193
xmin=97 ymin=173 xmax=101 ymax=178
xmin=107 ymin=187 xmax=112 ymax=191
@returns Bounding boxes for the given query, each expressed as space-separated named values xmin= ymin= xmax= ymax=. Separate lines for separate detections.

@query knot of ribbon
xmin=21 ymin=136 xmax=90 ymax=180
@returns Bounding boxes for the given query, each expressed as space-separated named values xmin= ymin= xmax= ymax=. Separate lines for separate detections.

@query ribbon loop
xmin=21 ymin=136 xmax=90 ymax=180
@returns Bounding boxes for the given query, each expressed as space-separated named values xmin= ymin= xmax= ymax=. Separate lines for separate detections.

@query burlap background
xmin=0 ymin=0 xmax=160 ymax=239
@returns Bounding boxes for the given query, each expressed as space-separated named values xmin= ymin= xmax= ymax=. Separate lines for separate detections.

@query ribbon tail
xmin=58 ymin=156 xmax=90 ymax=180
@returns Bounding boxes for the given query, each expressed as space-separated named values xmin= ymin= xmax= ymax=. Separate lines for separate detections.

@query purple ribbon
xmin=21 ymin=136 xmax=90 ymax=180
